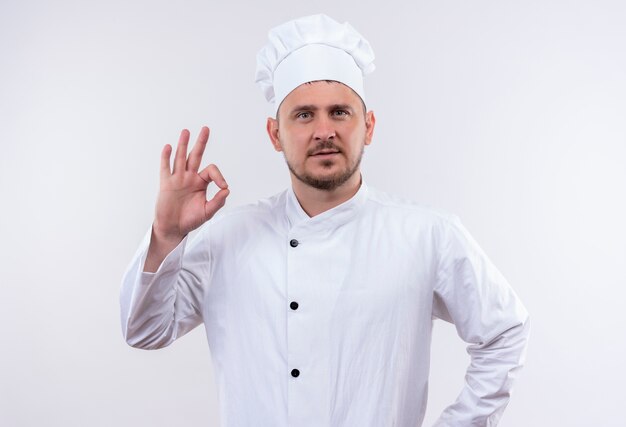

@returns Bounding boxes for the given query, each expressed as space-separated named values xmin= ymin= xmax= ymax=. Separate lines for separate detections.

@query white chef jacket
xmin=120 ymin=179 xmax=530 ymax=427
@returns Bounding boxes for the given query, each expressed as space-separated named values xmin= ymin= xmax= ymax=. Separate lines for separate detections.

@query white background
xmin=1 ymin=0 xmax=625 ymax=426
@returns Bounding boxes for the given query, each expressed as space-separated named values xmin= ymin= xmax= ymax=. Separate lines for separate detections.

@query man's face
xmin=267 ymin=80 xmax=375 ymax=191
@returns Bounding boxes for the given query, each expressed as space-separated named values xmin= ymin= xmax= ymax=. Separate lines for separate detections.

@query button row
xmin=289 ymin=239 xmax=301 ymax=378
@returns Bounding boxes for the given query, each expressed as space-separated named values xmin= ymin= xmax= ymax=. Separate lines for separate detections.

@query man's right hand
xmin=144 ymin=126 xmax=229 ymax=272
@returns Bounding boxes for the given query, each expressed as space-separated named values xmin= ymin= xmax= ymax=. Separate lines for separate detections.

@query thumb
xmin=204 ymin=188 xmax=230 ymax=219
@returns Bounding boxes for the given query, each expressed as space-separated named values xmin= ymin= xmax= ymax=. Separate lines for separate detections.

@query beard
xmin=283 ymin=140 xmax=365 ymax=191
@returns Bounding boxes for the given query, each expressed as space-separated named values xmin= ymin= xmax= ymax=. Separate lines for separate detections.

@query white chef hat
xmin=255 ymin=14 xmax=375 ymax=114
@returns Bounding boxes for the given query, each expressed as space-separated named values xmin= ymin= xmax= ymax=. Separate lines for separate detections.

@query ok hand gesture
xmin=152 ymin=126 xmax=229 ymax=244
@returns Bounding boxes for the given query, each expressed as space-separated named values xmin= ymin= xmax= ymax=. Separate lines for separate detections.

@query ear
xmin=266 ymin=117 xmax=282 ymax=152
xmin=364 ymin=110 xmax=376 ymax=146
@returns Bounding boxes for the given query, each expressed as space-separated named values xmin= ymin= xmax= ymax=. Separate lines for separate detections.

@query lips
xmin=311 ymin=149 xmax=340 ymax=156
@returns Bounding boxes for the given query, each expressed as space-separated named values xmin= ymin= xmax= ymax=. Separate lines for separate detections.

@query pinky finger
xmin=160 ymin=144 xmax=172 ymax=178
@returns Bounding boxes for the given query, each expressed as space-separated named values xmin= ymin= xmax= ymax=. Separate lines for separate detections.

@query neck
xmin=290 ymin=172 xmax=362 ymax=217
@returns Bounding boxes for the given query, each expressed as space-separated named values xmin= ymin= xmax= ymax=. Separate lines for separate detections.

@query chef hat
xmin=255 ymin=14 xmax=375 ymax=114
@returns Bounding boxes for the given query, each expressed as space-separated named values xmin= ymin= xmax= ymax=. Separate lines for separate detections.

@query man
xmin=120 ymin=14 xmax=530 ymax=427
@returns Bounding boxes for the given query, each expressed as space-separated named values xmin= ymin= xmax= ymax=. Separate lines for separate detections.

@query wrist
xmin=151 ymin=222 xmax=185 ymax=245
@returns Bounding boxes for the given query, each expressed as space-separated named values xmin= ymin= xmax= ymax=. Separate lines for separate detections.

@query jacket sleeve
xmin=119 ymin=223 xmax=211 ymax=350
xmin=432 ymin=214 xmax=530 ymax=427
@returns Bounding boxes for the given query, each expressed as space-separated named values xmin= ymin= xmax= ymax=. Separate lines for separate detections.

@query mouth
xmin=310 ymin=149 xmax=340 ymax=157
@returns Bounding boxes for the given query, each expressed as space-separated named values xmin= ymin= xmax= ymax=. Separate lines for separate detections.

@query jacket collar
xmin=285 ymin=176 xmax=369 ymax=232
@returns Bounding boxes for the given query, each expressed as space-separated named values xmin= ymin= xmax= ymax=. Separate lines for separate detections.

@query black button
xmin=290 ymin=239 xmax=299 ymax=248
xmin=291 ymin=369 xmax=300 ymax=378
xmin=290 ymin=301 xmax=299 ymax=310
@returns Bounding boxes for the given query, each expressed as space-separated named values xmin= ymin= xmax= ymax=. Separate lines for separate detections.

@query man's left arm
xmin=432 ymin=214 xmax=530 ymax=427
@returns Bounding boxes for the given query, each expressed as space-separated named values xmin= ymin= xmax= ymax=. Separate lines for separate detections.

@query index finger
xmin=198 ymin=163 xmax=228 ymax=189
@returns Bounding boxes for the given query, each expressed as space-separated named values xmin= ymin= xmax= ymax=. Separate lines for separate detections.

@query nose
xmin=312 ymin=116 xmax=336 ymax=141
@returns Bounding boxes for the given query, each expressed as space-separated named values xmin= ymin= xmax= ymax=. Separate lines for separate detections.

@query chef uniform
xmin=120 ymin=14 xmax=530 ymax=427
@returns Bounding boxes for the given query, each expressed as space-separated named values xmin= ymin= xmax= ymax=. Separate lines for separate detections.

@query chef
xmin=120 ymin=13 xmax=530 ymax=427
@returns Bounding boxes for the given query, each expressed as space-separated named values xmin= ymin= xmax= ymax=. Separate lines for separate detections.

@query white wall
xmin=1 ymin=0 xmax=625 ymax=426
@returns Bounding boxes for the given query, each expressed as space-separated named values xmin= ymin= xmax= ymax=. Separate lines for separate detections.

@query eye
xmin=332 ymin=110 xmax=349 ymax=117
xmin=296 ymin=112 xmax=312 ymax=119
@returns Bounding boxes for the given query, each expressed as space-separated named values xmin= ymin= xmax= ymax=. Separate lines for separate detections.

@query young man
xmin=120 ymin=14 xmax=530 ymax=427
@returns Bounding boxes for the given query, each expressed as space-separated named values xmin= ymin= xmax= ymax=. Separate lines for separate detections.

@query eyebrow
xmin=290 ymin=104 xmax=317 ymax=114
xmin=289 ymin=104 xmax=356 ymax=115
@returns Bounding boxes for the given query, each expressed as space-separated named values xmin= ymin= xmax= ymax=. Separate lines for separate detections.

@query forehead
xmin=279 ymin=80 xmax=362 ymax=111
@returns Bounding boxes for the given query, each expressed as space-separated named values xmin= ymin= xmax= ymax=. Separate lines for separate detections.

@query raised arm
xmin=120 ymin=126 xmax=229 ymax=349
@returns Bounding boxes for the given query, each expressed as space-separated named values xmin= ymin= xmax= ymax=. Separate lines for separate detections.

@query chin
xmin=307 ymin=168 xmax=343 ymax=181
xmin=288 ymin=156 xmax=359 ymax=191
